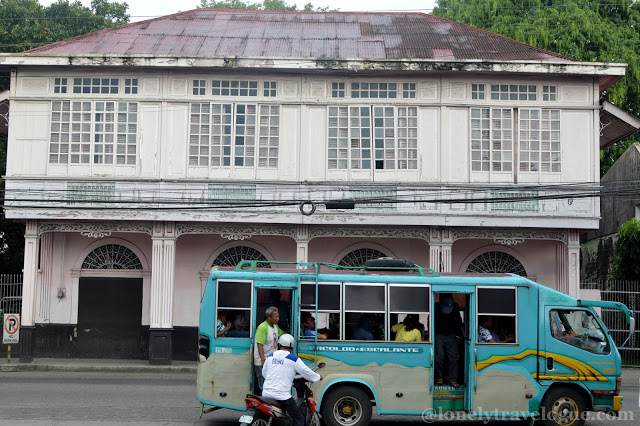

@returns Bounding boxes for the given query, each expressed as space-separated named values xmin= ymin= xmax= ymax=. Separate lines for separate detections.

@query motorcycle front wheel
xmin=308 ymin=411 xmax=321 ymax=426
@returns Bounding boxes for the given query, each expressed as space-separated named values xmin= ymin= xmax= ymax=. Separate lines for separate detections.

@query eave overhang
xmin=0 ymin=54 xmax=627 ymax=86
xmin=600 ymin=101 xmax=640 ymax=149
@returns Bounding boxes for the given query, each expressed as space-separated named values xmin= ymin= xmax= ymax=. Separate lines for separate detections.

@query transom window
xmin=212 ymin=80 xmax=258 ymax=97
xmin=338 ymin=248 xmax=388 ymax=267
xmin=351 ymin=82 xmax=397 ymax=99
xmin=470 ymin=108 xmax=513 ymax=172
xmin=466 ymin=251 xmax=527 ymax=276
xmin=490 ymin=84 xmax=536 ymax=101
xmin=212 ymin=246 xmax=270 ymax=268
xmin=328 ymin=106 xmax=417 ymax=170
xmin=519 ymin=109 xmax=561 ymax=172
xmin=189 ymin=103 xmax=279 ymax=168
xmin=67 ymin=181 xmax=115 ymax=205
xmin=81 ymin=244 xmax=142 ymax=269
xmin=49 ymin=101 xmax=137 ymax=165
xmin=73 ymin=77 xmax=119 ymax=94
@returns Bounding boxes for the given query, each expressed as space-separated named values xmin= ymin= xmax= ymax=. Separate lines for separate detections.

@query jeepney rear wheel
xmin=539 ymin=387 xmax=586 ymax=426
xmin=321 ymin=386 xmax=372 ymax=426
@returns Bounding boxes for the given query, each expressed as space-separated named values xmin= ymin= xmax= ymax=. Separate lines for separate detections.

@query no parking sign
xmin=3 ymin=314 xmax=20 ymax=344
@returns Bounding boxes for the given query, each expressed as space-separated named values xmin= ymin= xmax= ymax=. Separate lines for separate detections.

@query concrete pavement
xmin=0 ymin=357 xmax=197 ymax=373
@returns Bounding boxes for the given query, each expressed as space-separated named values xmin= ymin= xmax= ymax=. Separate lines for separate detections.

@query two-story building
xmin=2 ymin=9 xmax=638 ymax=363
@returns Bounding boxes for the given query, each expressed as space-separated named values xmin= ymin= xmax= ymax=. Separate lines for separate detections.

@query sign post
xmin=3 ymin=314 xmax=20 ymax=363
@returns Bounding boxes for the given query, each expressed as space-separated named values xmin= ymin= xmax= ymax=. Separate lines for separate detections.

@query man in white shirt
xmin=262 ymin=334 xmax=322 ymax=426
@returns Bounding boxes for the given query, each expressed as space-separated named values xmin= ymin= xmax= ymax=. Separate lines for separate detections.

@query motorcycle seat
xmin=246 ymin=394 xmax=281 ymax=406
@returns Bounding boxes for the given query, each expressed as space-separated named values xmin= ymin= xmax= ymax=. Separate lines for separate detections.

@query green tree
xmin=0 ymin=0 xmax=129 ymax=273
xmin=199 ymin=0 xmax=334 ymax=12
xmin=432 ymin=0 xmax=640 ymax=175
xmin=611 ymin=218 xmax=640 ymax=280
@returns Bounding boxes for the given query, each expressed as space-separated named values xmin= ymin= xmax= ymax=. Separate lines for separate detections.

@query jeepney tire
xmin=321 ymin=386 xmax=372 ymax=426
xmin=538 ymin=387 xmax=586 ymax=426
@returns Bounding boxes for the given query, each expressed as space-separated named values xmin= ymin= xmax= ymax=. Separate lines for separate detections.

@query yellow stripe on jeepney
xmin=476 ymin=349 xmax=607 ymax=382
xmin=298 ymin=353 xmax=326 ymax=362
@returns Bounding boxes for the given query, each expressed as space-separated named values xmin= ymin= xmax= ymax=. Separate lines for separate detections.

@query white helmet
xmin=278 ymin=333 xmax=295 ymax=347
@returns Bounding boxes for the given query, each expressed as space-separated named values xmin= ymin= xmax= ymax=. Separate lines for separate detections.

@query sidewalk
xmin=0 ymin=357 xmax=197 ymax=373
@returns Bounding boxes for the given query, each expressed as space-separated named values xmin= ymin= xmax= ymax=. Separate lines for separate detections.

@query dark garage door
xmin=77 ymin=277 xmax=143 ymax=359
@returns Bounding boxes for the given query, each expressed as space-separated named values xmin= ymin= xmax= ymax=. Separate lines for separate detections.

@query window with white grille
xmin=329 ymin=106 xmax=418 ymax=171
xmin=490 ymin=84 xmax=536 ymax=101
xmin=73 ymin=78 xmax=119 ymax=94
xmin=331 ymin=82 xmax=345 ymax=98
xmin=402 ymin=83 xmax=416 ymax=99
xmin=519 ymin=109 xmax=561 ymax=172
xmin=472 ymin=83 xmax=485 ymax=100
xmin=351 ymin=82 xmax=397 ymax=99
xmin=212 ymin=80 xmax=258 ymax=97
xmin=124 ymin=78 xmax=138 ymax=95
xmin=50 ymin=101 xmax=137 ymax=165
xmin=470 ymin=108 xmax=513 ymax=172
xmin=193 ymin=80 xmax=206 ymax=96
xmin=54 ymin=78 xmax=68 ymax=94
xmin=264 ymin=81 xmax=277 ymax=97
xmin=543 ymin=86 xmax=557 ymax=101
xmin=189 ymin=103 xmax=279 ymax=168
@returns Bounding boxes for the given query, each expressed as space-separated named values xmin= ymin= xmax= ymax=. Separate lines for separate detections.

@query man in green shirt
xmin=254 ymin=306 xmax=284 ymax=395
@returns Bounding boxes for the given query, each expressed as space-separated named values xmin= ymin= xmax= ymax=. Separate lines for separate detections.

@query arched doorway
xmin=77 ymin=244 xmax=144 ymax=359
xmin=465 ymin=251 xmax=527 ymax=276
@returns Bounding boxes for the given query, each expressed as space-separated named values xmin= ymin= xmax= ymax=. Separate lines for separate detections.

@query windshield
xmin=550 ymin=309 xmax=610 ymax=354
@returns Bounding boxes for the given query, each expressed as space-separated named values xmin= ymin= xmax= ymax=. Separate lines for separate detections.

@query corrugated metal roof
xmin=25 ymin=9 xmax=571 ymax=62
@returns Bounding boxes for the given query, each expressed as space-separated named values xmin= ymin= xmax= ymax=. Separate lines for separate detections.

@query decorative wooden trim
xmin=38 ymin=222 xmax=153 ymax=237
xmin=451 ymin=229 xmax=567 ymax=245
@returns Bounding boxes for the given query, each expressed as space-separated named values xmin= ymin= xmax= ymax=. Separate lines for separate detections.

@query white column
xmin=295 ymin=224 xmax=310 ymax=263
xmin=36 ymin=232 xmax=53 ymax=322
xmin=428 ymin=227 xmax=453 ymax=273
xmin=149 ymin=221 xmax=176 ymax=329
xmin=567 ymin=230 xmax=581 ymax=298
xmin=21 ymin=220 xmax=39 ymax=327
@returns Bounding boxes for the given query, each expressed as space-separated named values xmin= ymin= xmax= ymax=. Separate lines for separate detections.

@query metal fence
xmin=581 ymin=280 xmax=640 ymax=366
xmin=0 ymin=273 xmax=23 ymax=317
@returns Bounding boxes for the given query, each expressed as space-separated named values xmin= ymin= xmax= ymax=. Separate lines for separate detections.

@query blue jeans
xmin=254 ymin=365 xmax=265 ymax=395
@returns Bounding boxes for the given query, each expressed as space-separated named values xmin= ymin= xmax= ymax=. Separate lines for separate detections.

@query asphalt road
xmin=0 ymin=370 xmax=638 ymax=425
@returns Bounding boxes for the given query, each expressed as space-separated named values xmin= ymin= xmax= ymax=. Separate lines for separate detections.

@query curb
xmin=0 ymin=363 xmax=197 ymax=373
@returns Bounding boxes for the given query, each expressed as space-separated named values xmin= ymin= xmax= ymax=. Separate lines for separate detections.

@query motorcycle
xmin=239 ymin=363 xmax=324 ymax=426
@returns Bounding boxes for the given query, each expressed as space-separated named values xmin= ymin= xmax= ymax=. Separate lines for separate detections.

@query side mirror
xmin=317 ymin=362 xmax=326 ymax=369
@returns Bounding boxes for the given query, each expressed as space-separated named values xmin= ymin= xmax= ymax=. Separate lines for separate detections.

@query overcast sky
xmin=40 ymin=0 xmax=437 ymax=22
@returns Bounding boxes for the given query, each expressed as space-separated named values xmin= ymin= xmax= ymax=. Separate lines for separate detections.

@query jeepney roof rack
xmin=233 ymin=258 xmax=440 ymax=277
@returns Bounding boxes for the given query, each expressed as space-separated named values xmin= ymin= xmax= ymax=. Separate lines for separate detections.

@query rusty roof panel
xmin=26 ymin=9 xmax=572 ymax=62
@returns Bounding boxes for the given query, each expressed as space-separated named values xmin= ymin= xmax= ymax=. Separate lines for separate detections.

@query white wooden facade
xmin=2 ymin=11 xmax=638 ymax=362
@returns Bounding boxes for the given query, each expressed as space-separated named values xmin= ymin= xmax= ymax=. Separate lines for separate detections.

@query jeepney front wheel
xmin=321 ymin=386 xmax=372 ymax=426
xmin=539 ymin=387 xmax=586 ymax=426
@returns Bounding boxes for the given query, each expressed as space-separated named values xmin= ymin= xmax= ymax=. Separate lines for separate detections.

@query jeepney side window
xmin=216 ymin=280 xmax=252 ymax=338
xmin=477 ymin=287 xmax=517 ymax=344
xmin=389 ymin=285 xmax=430 ymax=342
xmin=300 ymin=283 xmax=341 ymax=340
xmin=345 ymin=283 xmax=386 ymax=341
xmin=549 ymin=309 xmax=610 ymax=354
